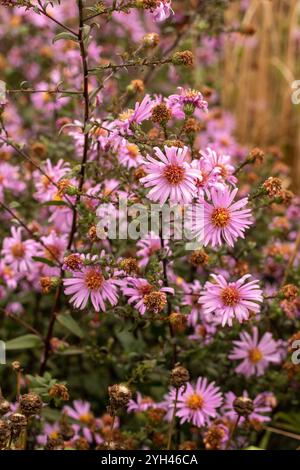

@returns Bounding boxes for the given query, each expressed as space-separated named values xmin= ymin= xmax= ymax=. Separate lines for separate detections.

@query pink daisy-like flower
xmin=115 ymin=95 xmax=154 ymax=135
xmin=127 ymin=392 xmax=158 ymax=413
xmin=33 ymin=158 xmax=70 ymax=203
xmin=222 ymin=390 xmax=275 ymax=424
xmin=2 ymin=226 xmax=39 ymax=274
xmin=199 ymin=274 xmax=263 ymax=327
xmin=202 ymin=186 xmax=253 ymax=247
xmin=166 ymin=377 xmax=222 ymax=428
xmin=121 ymin=277 xmax=173 ymax=315
xmin=228 ymin=327 xmax=282 ymax=377
xmin=140 ymin=146 xmax=200 ymax=204
xmin=150 ymin=1 xmax=173 ymax=22
xmin=136 ymin=232 xmax=170 ymax=268
xmin=63 ymin=265 xmax=119 ymax=312
xmin=200 ymin=147 xmax=237 ymax=187
xmin=167 ymin=87 xmax=208 ymax=119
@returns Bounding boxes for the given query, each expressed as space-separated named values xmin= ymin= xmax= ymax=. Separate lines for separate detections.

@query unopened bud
xmin=172 ymin=51 xmax=194 ymax=67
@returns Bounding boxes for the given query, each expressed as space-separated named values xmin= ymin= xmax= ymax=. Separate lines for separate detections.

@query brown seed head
xmin=233 ymin=396 xmax=254 ymax=417
xmin=172 ymin=51 xmax=194 ymax=67
xmin=143 ymin=291 xmax=167 ymax=313
xmin=189 ymin=249 xmax=209 ymax=267
xmin=263 ymin=177 xmax=282 ymax=198
xmin=108 ymin=383 xmax=132 ymax=413
xmin=170 ymin=365 xmax=190 ymax=389
xmin=19 ymin=393 xmax=43 ymax=417
xmin=49 ymin=384 xmax=69 ymax=401
xmin=151 ymin=103 xmax=172 ymax=125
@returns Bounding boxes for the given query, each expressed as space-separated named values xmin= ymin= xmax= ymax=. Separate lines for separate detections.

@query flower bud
xmin=142 ymin=33 xmax=160 ymax=48
xmin=172 ymin=51 xmax=194 ymax=67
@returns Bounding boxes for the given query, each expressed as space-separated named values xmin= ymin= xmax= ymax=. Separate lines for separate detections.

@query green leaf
xmin=6 ymin=334 xmax=43 ymax=350
xmin=57 ymin=313 xmax=84 ymax=339
xmin=53 ymin=32 xmax=78 ymax=44
xmin=32 ymin=256 xmax=56 ymax=267
xmin=42 ymin=200 xmax=68 ymax=207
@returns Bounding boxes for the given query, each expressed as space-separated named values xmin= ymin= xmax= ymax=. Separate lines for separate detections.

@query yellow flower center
xmin=248 ymin=347 xmax=263 ymax=364
xmin=126 ymin=143 xmax=139 ymax=159
xmin=186 ymin=393 xmax=204 ymax=410
xmin=221 ymin=286 xmax=240 ymax=306
xmin=211 ymin=207 xmax=231 ymax=228
xmin=85 ymin=270 xmax=104 ymax=291
xmin=163 ymin=164 xmax=185 ymax=185
xmin=119 ymin=109 xmax=134 ymax=122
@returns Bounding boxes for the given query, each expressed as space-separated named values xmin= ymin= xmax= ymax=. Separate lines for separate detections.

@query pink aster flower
xmin=127 ymin=392 xmax=157 ymax=413
xmin=63 ymin=265 xmax=119 ymax=312
xmin=202 ymin=186 xmax=253 ymax=247
xmin=140 ymin=146 xmax=200 ymax=204
xmin=33 ymin=158 xmax=70 ymax=203
xmin=200 ymin=147 xmax=237 ymax=187
xmin=228 ymin=327 xmax=282 ymax=377
xmin=115 ymin=95 xmax=154 ymax=134
xmin=222 ymin=390 xmax=275 ymax=424
xmin=37 ymin=422 xmax=60 ymax=446
xmin=167 ymin=87 xmax=208 ymax=119
xmin=165 ymin=377 xmax=223 ymax=428
xmin=199 ymin=274 xmax=263 ymax=327
xmin=0 ymin=162 xmax=25 ymax=198
xmin=136 ymin=232 xmax=170 ymax=268
xmin=150 ymin=1 xmax=173 ymax=22
xmin=1 ymin=226 xmax=39 ymax=274
xmin=121 ymin=277 xmax=173 ymax=315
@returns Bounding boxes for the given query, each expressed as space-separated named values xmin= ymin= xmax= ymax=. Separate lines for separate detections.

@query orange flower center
xmin=126 ymin=143 xmax=139 ymax=159
xmin=11 ymin=243 xmax=25 ymax=258
xmin=0 ymin=174 xmax=4 ymax=184
xmin=248 ymin=347 xmax=263 ymax=364
xmin=221 ymin=286 xmax=240 ymax=306
xmin=49 ymin=431 xmax=59 ymax=440
xmin=85 ymin=270 xmax=104 ymax=291
xmin=79 ymin=413 xmax=93 ymax=424
xmin=211 ymin=207 xmax=231 ymax=228
xmin=45 ymin=244 xmax=60 ymax=261
xmin=163 ymin=164 xmax=185 ymax=185
xmin=186 ymin=393 xmax=204 ymax=410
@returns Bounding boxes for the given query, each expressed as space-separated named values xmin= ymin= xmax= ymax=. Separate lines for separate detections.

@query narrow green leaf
xmin=5 ymin=334 xmax=43 ymax=350
xmin=57 ymin=313 xmax=84 ymax=339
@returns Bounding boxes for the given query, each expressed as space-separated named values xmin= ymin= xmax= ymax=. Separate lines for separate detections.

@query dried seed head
xmin=108 ymin=383 xmax=132 ymax=413
xmin=169 ymin=312 xmax=187 ymax=333
xmin=189 ymin=249 xmax=209 ymax=267
xmin=40 ymin=276 xmax=52 ymax=294
xmin=57 ymin=179 xmax=77 ymax=196
xmin=29 ymin=142 xmax=47 ymax=159
xmin=142 ymin=33 xmax=160 ymax=48
xmin=170 ymin=365 xmax=190 ymax=389
xmin=182 ymin=117 xmax=201 ymax=134
xmin=45 ymin=436 xmax=65 ymax=450
xmin=280 ymin=284 xmax=299 ymax=301
xmin=172 ymin=51 xmax=194 ymax=67
xmin=88 ymin=225 xmax=98 ymax=242
xmin=203 ymin=424 xmax=227 ymax=450
xmin=9 ymin=413 xmax=27 ymax=439
xmin=136 ymin=0 xmax=159 ymax=10
xmin=278 ymin=189 xmax=294 ymax=205
xmin=134 ymin=167 xmax=147 ymax=181
xmin=127 ymin=79 xmax=145 ymax=94
xmin=19 ymin=393 xmax=43 ymax=417
xmin=0 ymin=419 xmax=11 ymax=448
xmin=48 ymin=384 xmax=69 ymax=401
xmin=119 ymin=257 xmax=140 ymax=275
xmin=12 ymin=361 xmax=21 ymax=372
xmin=179 ymin=440 xmax=197 ymax=450
xmin=263 ymin=177 xmax=282 ymax=198
xmin=0 ymin=399 xmax=10 ymax=416
xmin=233 ymin=396 xmax=254 ymax=417
xmin=248 ymin=147 xmax=264 ymax=164
xmin=143 ymin=291 xmax=167 ymax=313
xmin=151 ymin=103 xmax=172 ymax=125
xmin=74 ymin=437 xmax=90 ymax=450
